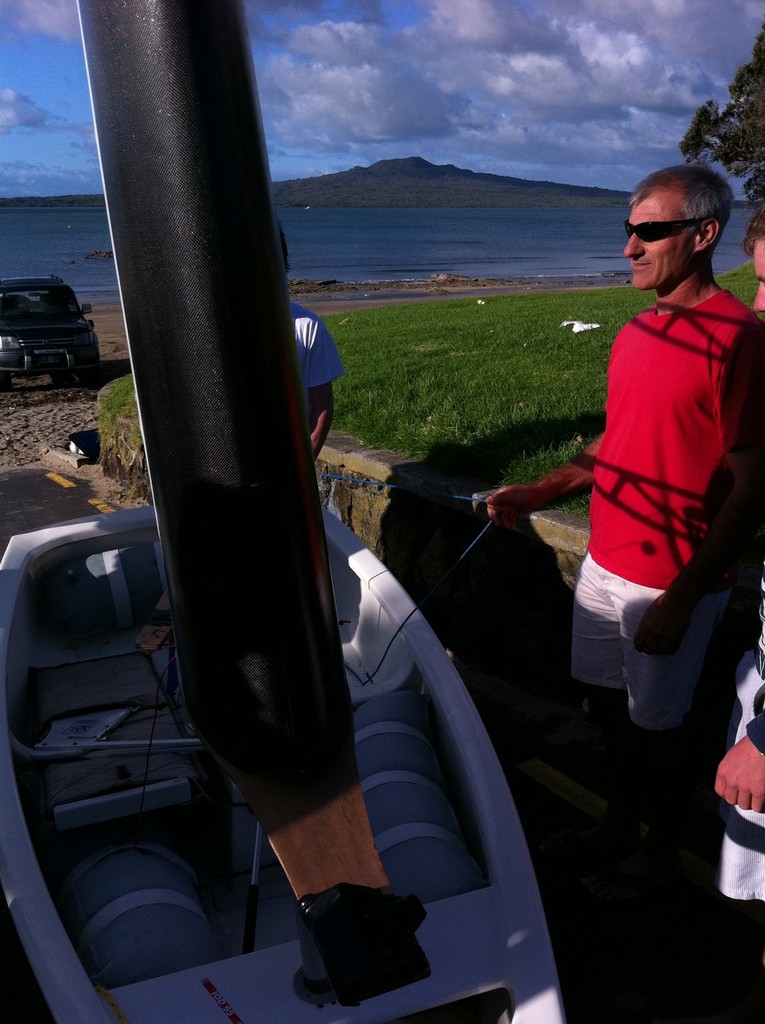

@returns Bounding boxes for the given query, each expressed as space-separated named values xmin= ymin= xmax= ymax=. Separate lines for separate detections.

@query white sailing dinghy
xmin=0 ymin=1 xmax=566 ymax=1021
xmin=0 ymin=505 xmax=564 ymax=1023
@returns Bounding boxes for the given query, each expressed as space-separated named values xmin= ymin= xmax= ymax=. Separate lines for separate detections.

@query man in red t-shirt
xmin=487 ymin=164 xmax=765 ymax=900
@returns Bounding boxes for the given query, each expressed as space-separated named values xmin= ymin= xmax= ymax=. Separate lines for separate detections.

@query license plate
xmin=37 ymin=354 xmax=65 ymax=366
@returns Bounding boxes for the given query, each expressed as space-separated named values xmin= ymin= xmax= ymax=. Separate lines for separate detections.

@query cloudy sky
xmin=1 ymin=0 xmax=762 ymax=199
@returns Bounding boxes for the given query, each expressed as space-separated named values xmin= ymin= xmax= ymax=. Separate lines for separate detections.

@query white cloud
xmin=0 ymin=0 xmax=762 ymax=195
xmin=0 ymin=0 xmax=80 ymax=42
xmin=0 ymin=88 xmax=47 ymax=131
xmin=249 ymin=0 xmax=763 ymax=191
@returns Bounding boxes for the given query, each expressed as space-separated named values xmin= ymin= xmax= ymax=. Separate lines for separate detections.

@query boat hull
xmin=0 ymin=507 xmax=565 ymax=1023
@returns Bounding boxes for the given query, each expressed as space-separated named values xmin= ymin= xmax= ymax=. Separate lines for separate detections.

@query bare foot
xmin=538 ymin=823 xmax=639 ymax=859
xmin=582 ymin=866 xmax=676 ymax=901
xmin=536 ymin=824 xmax=641 ymax=879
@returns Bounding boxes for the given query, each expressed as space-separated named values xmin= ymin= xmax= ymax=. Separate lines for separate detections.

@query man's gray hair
xmin=630 ymin=164 xmax=734 ymax=236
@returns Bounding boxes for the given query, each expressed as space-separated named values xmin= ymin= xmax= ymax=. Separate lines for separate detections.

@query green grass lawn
xmin=99 ymin=260 xmax=763 ymax=557
xmin=322 ymin=260 xmax=764 ymax=560
xmin=325 ymin=262 xmax=759 ymax=489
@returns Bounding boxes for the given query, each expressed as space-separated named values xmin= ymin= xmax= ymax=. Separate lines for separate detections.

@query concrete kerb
xmin=317 ymin=431 xmax=590 ymax=678
xmin=321 ymin=430 xmax=490 ymax=516
xmin=322 ymin=430 xmax=592 ymax=587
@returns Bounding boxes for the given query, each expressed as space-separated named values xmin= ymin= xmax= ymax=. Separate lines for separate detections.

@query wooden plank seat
xmin=32 ymin=652 xmax=204 ymax=830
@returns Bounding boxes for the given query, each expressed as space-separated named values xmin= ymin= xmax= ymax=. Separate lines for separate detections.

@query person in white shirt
xmin=281 ymin=227 xmax=346 ymax=458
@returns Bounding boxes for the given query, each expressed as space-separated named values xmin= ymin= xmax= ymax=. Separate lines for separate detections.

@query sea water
xmin=0 ymin=204 xmax=753 ymax=300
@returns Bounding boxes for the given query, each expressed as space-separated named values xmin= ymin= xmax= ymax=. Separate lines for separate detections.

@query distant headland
xmin=0 ymin=156 xmax=631 ymax=209
xmin=0 ymin=194 xmax=105 ymax=208
xmin=271 ymin=156 xmax=631 ymax=208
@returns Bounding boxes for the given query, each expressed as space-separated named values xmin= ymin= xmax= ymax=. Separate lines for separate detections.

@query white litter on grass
xmin=560 ymin=320 xmax=600 ymax=333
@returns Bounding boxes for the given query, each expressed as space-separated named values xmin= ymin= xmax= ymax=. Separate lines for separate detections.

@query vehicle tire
xmin=0 ymin=372 xmax=12 ymax=392
xmin=77 ymin=367 xmax=101 ymax=389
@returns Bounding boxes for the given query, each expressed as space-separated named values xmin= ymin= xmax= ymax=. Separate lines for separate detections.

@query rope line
xmin=94 ymin=986 xmax=129 ymax=1023
xmin=319 ymin=468 xmax=493 ymax=684
xmin=365 ymin=520 xmax=494 ymax=683
xmin=318 ymin=471 xmax=489 ymax=505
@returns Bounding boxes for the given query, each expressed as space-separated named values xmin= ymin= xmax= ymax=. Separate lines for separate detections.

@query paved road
xmin=0 ymin=457 xmax=122 ymax=554
xmin=0 ymin=462 xmax=763 ymax=1023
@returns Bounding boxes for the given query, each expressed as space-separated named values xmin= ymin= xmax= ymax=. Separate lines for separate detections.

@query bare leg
xmin=572 ymin=685 xmax=644 ymax=853
xmin=578 ymin=687 xmax=685 ymax=899
xmin=616 ymin=723 xmax=688 ymax=880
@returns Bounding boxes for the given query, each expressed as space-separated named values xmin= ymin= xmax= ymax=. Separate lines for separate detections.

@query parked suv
xmin=0 ymin=276 xmax=100 ymax=390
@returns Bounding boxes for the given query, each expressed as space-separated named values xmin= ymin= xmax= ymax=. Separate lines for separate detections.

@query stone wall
xmin=99 ymin=411 xmax=761 ymax=689
xmin=320 ymin=432 xmax=585 ymax=688
xmin=318 ymin=431 xmax=761 ymax=690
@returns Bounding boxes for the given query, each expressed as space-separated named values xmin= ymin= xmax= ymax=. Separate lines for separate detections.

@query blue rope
xmin=365 ymin=520 xmax=494 ymax=683
xmin=321 ymin=468 xmax=494 ymax=683
xmin=319 ymin=471 xmax=488 ymax=506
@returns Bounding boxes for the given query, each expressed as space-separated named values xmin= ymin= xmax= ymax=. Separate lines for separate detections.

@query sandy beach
xmin=91 ymin=271 xmax=631 ymax=354
xmin=287 ymin=271 xmax=631 ymax=309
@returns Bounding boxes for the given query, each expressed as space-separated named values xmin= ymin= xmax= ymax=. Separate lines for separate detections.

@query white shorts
xmin=716 ymin=651 xmax=765 ymax=902
xmin=571 ymin=552 xmax=730 ymax=731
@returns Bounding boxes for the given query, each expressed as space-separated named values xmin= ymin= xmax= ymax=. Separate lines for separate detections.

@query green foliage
xmin=0 ymin=195 xmax=105 ymax=207
xmin=717 ymin=260 xmax=763 ymax=306
xmin=680 ymin=22 xmax=765 ymax=202
xmin=99 ymin=266 xmax=758 ymax=483
xmin=326 ymin=265 xmax=758 ymax=486
xmin=97 ymin=374 xmax=138 ymax=429
xmin=325 ymin=261 xmax=763 ymax=556
xmin=97 ymin=375 xmax=142 ymax=455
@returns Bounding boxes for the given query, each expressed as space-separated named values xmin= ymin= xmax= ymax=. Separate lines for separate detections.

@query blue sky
xmin=0 ymin=0 xmax=762 ymax=198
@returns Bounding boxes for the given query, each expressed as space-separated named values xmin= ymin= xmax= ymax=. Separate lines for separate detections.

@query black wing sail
xmin=76 ymin=0 xmax=428 ymax=1005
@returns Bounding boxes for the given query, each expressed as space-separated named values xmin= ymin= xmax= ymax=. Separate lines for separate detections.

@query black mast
xmin=76 ymin=0 xmax=349 ymax=775
xmin=76 ymin=0 xmax=428 ymax=1005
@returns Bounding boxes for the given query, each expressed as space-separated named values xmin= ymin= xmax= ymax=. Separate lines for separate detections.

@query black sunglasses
xmin=624 ymin=218 xmax=701 ymax=243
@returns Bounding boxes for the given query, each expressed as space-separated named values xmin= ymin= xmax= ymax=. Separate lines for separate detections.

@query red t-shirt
xmin=588 ymin=290 xmax=765 ymax=590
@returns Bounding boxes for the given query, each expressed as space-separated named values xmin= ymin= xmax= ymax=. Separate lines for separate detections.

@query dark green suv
xmin=0 ymin=276 xmax=100 ymax=390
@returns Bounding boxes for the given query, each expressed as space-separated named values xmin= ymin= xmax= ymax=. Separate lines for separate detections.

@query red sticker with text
xmin=202 ymin=978 xmax=245 ymax=1022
